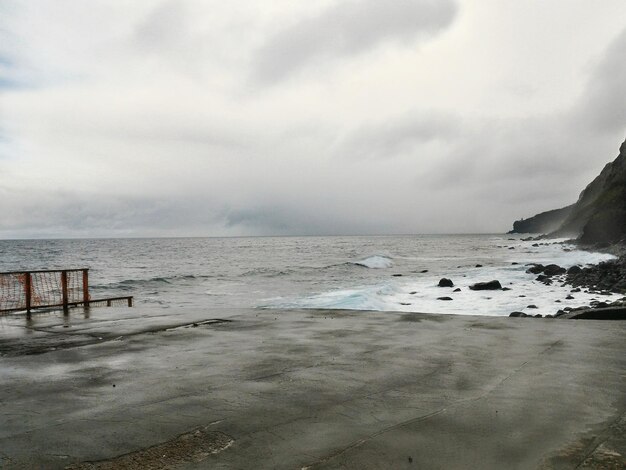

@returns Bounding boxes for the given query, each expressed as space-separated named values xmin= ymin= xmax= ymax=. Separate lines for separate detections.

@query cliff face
xmin=556 ymin=139 xmax=626 ymax=243
xmin=511 ymin=137 xmax=626 ymax=243
xmin=510 ymin=205 xmax=574 ymax=234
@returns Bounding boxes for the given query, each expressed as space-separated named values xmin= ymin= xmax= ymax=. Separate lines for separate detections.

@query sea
xmin=0 ymin=235 xmax=619 ymax=318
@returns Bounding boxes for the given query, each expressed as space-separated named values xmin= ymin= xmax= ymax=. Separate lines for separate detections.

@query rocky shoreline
xmin=432 ymin=238 xmax=626 ymax=320
xmin=510 ymin=241 xmax=626 ymax=320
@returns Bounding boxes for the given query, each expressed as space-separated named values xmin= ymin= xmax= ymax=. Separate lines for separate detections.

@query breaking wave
xmin=351 ymin=255 xmax=393 ymax=269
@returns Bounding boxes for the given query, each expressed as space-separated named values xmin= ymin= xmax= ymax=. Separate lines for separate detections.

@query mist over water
xmin=0 ymin=235 xmax=617 ymax=317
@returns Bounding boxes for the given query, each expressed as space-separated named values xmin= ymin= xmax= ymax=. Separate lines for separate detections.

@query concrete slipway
xmin=0 ymin=307 xmax=624 ymax=469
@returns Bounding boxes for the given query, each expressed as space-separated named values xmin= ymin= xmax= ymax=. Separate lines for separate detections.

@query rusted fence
xmin=0 ymin=269 xmax=132 ymax=314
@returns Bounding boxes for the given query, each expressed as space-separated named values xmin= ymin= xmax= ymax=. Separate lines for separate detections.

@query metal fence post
xmin=61 ymin=270 xmax=69 ymax=313
xmin=82 ymin=269 xmax=90 ymax=307
xmin=24 ymin=272 xmax=32 ymax=315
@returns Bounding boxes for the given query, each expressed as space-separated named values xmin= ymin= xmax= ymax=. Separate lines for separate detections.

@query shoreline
xmin=513 ymin=238 xmax=626 ymax=319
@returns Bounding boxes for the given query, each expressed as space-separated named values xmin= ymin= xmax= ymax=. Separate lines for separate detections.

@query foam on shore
xmin=263 ymin=240 xmax=620 ymax=317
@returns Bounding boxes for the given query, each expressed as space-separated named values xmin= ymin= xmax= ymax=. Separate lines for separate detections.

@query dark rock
xmin=535 ymin=274 xmax=553 ymax=285
xmin=509 ymin=312 xmax=528 ymax=317
xmin=421 ymin=269 xmax=429 ymax=273
xmin=502 ymin=287 xmax=512 ymax=291
xmin=475 ymin=264 xmax=483 ymax=268
xmin=511 ymin=262 xmax=519 ymax=265
xmin=532 ymin=243 xmax=539 ymax=247
xmin=526 ymin=264 xmax=544 ymax=274
xmin=399 ymin=302 xmax=411 ymax=305
xmin=437 ymin=297 xmax=453 ymax=301
xmin=555 ymin=300 xmax=561 ymax=303
xmin=571 ymin=288 xmax=581 ymax=293
xmin=469 ymin=280 xmax=502 ymax=290
xmin=565 ymin=295 xmax=575 ymax=300
xmin=569 ymin=307 xmax=626 ymax=320
xmin=453 ymin=288 xmax=461 ymax=292
xmin=527 ymin=305 xmax=538 ymax=309
xmin=409 ymin=291 xmax=417 ymax=295
xmin=508 ymin=247 xmax=515 ymax=250
xmin=534 ymin=314 xmax=543 ymax=318
xmin=438 ymin=278 xmax=454 ymax=287
xmin=392 ymin=274 xmax=403 ymax=277
xmin=543 ymin=264 xmax=566 ymax=276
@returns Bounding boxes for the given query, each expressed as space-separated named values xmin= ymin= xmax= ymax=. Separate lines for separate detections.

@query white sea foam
xmin=353 ymin=255 xmax=393 ymax=269
xmin=268 ymin=240 xmax=620 ymax=317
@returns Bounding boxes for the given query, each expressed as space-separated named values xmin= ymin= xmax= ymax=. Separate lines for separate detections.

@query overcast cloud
xmin=1 ymin=0 xmax=625 ymax=238
xmin=253 ymin=0 xmax=457 ymax=83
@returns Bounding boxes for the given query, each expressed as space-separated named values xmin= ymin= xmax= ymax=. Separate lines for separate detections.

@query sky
xmin=0 ymin=0 xmax=625 ymax=238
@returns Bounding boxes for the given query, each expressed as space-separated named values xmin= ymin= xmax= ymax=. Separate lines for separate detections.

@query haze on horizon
xmin=1 ymin=0 xmax=625 ymax=239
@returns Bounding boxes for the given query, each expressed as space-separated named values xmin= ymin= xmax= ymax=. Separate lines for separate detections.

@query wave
xmin=351 ymin=255 xmax=394 ymax=269
xmin=91 ymin=274 xmax=213 ymax=290
xmin=263 ymin=284 xmax=398 ymax=311
xmin=239 ymin=267 xmax=294 ymax=277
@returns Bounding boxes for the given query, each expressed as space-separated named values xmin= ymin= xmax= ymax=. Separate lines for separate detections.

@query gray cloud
xmin=571 ymin=28 xmax=626 ymax=134
xmin=222 ymin=204 xmax=392 ymax=236
xmin=330 ymin=28 xmax=626 ymax=227
xmin=253 ymin=0 xmax=457 ymax=83
xmin=133 ymin=1 xmax=188 ymax=53
xmin=0 ymin=187 xmax=228 ymax=238
xmin=3 ymin=1 xmax=626 ymax=238
xmin=336 ymin=112 xmax=459 ymax=160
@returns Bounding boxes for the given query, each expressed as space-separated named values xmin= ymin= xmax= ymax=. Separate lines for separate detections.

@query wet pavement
xmin=0 ymin=307 xmax=625 ymax=469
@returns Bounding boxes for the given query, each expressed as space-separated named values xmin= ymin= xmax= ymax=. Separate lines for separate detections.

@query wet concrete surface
xmin=0 ymin=307 xmax=624 ymax=469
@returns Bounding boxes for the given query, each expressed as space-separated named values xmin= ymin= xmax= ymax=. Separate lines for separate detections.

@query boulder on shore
xmin=560 ymin=307 xmax=626 ymax=320
xmin=438 ymin=278 xmax=454 ymax=287
xmin=509 ymin=312 xmax=528 ymax=317
xmin=526 ymin=264 xmax=544 ymax=274
xmin=543 ymin=264 xmax=566 ymax=276
xmin=567 ymin=265 xmax=582 ymax=274
xmin=469 ymin=280 xmax=502 ymax=291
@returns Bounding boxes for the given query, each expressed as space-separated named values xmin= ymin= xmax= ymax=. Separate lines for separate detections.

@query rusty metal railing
xmin=0 ymin=269 xmax=133 ymax=315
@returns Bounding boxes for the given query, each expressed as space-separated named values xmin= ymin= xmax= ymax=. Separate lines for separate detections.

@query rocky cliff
xmin=510 ymin=205 xmax=574 ymax=234
xmin=511 ymin=137 xmax=626 ymax=244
